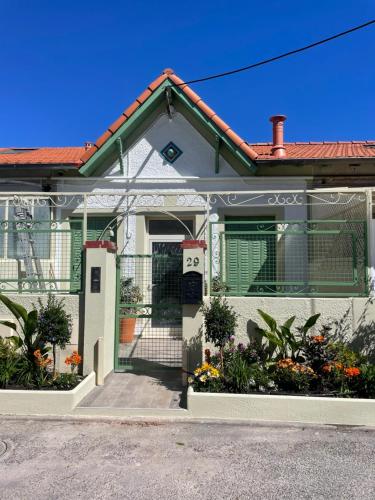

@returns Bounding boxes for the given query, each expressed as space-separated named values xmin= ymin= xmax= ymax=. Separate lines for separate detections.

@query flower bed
xmin=0 ymin=371 xmax=96 ymax=415
xmin=190 ymin=299 xmax=375 ymax=400
xmin=0 ymin=294 xmax=83 ymax=391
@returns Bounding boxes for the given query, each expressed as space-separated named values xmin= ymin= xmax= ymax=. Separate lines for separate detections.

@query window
xmin=148 ymin=219 xmax=193 ymax=236
xmin=0 ymin=202 xmax=51 ymax=259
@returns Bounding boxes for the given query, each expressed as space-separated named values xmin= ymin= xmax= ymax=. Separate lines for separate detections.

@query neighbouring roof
xmin=251 ymin=141 xmax=375 ymax=160
xmin=0 ymin=147 xmax=84 ymax=165
xmin=0 ymin=68 xmax=374 ymax=168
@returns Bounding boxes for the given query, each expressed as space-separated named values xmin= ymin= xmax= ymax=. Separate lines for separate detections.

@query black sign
xmin=90 ymin=267 xmax=101 ymax=293
xmin=181 ymin=271 xmax=203 ymax=304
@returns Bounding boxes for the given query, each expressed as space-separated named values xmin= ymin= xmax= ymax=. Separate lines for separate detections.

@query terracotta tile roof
xmin=251 ymin=141 xmax=375 ymax=160
xmin=80 ymin=68 xmax=259 ymax=164
xmin=1 ymin=69 xmax=374 ymax=167
xmin=0 ymin=147 xmax=85 ymax=165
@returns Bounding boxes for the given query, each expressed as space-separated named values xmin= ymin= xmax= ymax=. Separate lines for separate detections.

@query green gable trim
xmin=79 ymin=78 xmax=257 ymax=177
xmin=80 ymin=83 xmax=169 ymax=177
xmin=170 ymin=85 xmax=257 ymax=175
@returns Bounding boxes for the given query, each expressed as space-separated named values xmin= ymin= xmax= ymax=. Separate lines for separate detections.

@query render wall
xmin=203 ymin=296 xmax=375 ymax=360
xmin=0 ymin=293 xmax=82 ymax=372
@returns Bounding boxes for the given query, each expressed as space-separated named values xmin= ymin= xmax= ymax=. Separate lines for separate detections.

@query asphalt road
xmin=0 ymin=417 xmax=374 ymax=499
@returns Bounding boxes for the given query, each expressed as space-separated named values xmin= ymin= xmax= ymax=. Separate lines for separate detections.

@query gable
xmin=104 ymin=112 xmax=243 ymax=179
xmin=79 ymin=70 xmax=258 ymax=177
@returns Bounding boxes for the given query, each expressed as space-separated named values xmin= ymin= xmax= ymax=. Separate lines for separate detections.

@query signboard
xmin=183 ymin=248 xmax=204 ymax=274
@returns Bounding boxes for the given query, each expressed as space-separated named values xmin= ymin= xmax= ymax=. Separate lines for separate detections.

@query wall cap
xmin=84 ymin=241 xmax=117 ymax=252
xmin=180 ymin=240 xmax=207 ymax=249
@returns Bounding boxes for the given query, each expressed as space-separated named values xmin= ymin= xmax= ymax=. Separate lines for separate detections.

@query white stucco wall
xmin=0 ymin=293 xmax=81 ymax=372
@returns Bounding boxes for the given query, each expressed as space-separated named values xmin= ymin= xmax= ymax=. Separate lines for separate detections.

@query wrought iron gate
xmin=115 ymin=254 xmax=183 ymax=372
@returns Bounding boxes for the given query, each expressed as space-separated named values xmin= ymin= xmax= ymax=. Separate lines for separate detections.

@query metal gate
xmin=115 ymin=254 xmax=183 ymax=372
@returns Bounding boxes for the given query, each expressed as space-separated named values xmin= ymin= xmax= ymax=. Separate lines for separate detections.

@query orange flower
xmin=344 ymin=367 xmax=361 ymax=378
xmin=322 ymin=362 xmax=343 ymax=373
xmin=277 ymin=358 xmax=294 ymax=369
xmin=292 ymin=364 xmax=314 ymax=375
xmin=65 ymin=351 xmax=82 ymax=367
xmin=311 ymin=335 xmax=325 ymax=344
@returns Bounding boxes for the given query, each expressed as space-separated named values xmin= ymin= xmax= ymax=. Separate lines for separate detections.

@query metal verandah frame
xmin=208 ymin=219 xmax=367 ymax=297
xmin=0 ymin=188 xmax=372 ymax=296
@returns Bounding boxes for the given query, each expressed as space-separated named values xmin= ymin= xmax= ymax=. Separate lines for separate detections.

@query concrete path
xmin=0 ymin=418 xmax=374 ymax=499
xmin=79 ymin=370 xmax=184 ymax=409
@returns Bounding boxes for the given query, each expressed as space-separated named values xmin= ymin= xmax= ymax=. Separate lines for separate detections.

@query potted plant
xmin=119 ymin=277 xmax=143 ymax=343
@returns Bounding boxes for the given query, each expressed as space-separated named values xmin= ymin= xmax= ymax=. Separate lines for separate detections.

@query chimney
xmin=84 ymin=141 xmax=94 ymax=150
xmin=269 ymin=115 xmax=287 ymax=158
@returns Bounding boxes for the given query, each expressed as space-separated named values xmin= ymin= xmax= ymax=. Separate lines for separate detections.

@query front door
xmin=150 ymin=240 xmax=183 ymax=328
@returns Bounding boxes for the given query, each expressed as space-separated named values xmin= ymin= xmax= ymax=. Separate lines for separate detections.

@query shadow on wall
xmin=184 ymin=327 xmax=203 ymax=374
xmin=244 ymin=306 xmax=375 ymax=363
xmin=333 ymin=297 xmax=375 ymax=362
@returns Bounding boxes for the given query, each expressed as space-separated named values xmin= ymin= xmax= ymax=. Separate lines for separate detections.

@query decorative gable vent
xmin=161 ymin=142 xmax=183 ymax=163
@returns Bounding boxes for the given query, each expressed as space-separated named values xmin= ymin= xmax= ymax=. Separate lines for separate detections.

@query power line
xmin=173 ymin=19 xmax=375 ymax=86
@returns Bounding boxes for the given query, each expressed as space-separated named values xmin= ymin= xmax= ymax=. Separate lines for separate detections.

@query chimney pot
xmin=269 ymin=115 xmax=287 ymax=158
xmin=84 ymin=142 xmax=94 ymax=150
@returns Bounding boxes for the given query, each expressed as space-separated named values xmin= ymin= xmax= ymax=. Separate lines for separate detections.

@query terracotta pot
xmin=119 ymin=317 xmax=136 ymax=343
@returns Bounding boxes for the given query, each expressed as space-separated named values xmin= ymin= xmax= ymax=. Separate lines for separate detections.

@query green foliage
xmin=202 ymin=297 xmax=237 ymax=349
xmin=52 ymin=372 xmax=81 ymax=390
xmin=192 ymin=310 xmax=375 ymax=399
xmin=36 ymin=294 xmax=72 ymax=374
xmin=257 ymin=309 xmax=320 ymax=361
xmin=120 ymin=278 xmax=143 ymax=313
xmin=225 ymin=353 xmax=253 ymax=393
xmin=211 ymin=274 xmax=230 ymax=294
xmin=0 ymin=337 xmax=22 ymax=388
xmin=0 ymin=294 xmax=46 ymax=366
xmin=273 ymin=365 xmax=314 ymax=393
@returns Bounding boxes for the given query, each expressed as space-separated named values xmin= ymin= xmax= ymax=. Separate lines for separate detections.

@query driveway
xmin=0 ymin=417 xmax=374 ymax=499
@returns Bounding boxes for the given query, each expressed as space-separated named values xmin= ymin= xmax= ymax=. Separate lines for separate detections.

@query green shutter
xmin=69 ymin=217 xmax=117 ymax=292
xmin=70 ymin=219 xmax=83 ymax=292
xmin=225 ymin=217 xmax=276 ymax=294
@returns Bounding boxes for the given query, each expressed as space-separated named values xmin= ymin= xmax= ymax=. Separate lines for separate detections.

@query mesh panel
xmin=0 ymin=219 xmax=82 ymax=293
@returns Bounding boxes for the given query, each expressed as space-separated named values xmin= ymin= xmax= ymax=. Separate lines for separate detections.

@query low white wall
xmin=0 ymin=293 xmax=81 ymax=371
xmin=188 ymin=388 xmax=375 ymax=426
xmin=0 ymin=371 xmax=96 ymax=416
xmin=204 ymin=296 xmax=375 ymax=359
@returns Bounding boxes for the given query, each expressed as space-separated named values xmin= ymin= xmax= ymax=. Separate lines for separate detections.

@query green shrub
xmin=0 ymin=337 xmax=22 ymax=388
xmin=36 ymin=294 xmax=72 ymax=375
xmin=201 ymin=297 xmax=237 ymax=368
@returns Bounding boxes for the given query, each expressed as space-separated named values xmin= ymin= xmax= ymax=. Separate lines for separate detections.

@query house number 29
xmin=186 ymin=257 xmax=200 ymax=267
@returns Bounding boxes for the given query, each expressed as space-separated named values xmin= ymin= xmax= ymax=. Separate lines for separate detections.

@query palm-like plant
xmin=257 ymin=309 xmax=320 ymax=362
xmin=0 ymin=294 xmax=46 ymax=366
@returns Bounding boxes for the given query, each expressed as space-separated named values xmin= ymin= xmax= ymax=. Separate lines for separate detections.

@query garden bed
xmin=187 ymin=387 xmax=375 ymax=425
xmin=0 ymin=371 xmax=96 ymax=415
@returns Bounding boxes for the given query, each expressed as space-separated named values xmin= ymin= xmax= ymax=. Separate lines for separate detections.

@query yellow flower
xmin=187 ymin=376 xmax=193 ymax=384
xmin=200 ymin=375 xmax=207 ymax=382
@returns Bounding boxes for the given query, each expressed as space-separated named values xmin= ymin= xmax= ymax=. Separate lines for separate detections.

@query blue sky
xmin=0 ymin=0 xmax=374 ymax=146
